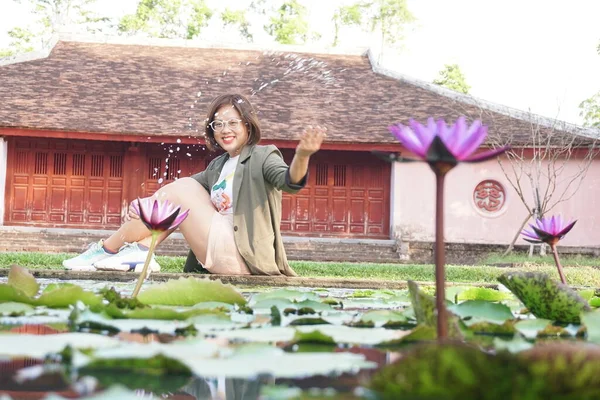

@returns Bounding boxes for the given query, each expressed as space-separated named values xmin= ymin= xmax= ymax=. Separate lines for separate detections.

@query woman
xmin=62 ymin=93 xmax=326 ymax=276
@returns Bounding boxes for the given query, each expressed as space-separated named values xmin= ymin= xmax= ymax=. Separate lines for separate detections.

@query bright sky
xmin=1 ymin=0 xmax=599 ymax=125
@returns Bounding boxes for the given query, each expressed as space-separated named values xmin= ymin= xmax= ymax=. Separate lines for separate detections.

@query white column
xmin=0 ymin=138 xmax=7 ymax=225
xmin=389 ymin=161 xmax=401 ymax=239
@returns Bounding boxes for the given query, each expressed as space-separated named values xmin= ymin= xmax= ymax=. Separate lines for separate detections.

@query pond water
xmin=0 ymin=277 xmax=410 ymax=400
xmin=2 ymin=271 xmax=598 ymax=399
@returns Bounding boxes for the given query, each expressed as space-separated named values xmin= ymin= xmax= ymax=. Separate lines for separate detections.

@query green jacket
xmin=191 ymin=144 xmax=305 ymax=276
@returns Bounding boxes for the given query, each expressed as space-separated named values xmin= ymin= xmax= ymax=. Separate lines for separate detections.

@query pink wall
xmin=391 ymin=156 xmax=600 ymax=247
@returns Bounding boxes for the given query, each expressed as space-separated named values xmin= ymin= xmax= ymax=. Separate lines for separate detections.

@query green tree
xmin=347 ymin=0 xmax=415 ymax=48
xmin=577 ymin=40 xmax=600 ymax=127
xmin=0 ymin=27 xmax=35 ymax=57
xmin=221 ymin=8 xmax=252 ymax=42
xmin=118 ymin=0 xmax=213 ymax=39
xmin=332 ymin=4 xmax=363 ymax=47
xmin=265 ymin=0 xmax=310 ymax=45
xmin=433 ymin=64 xmax=471 ymax=94
xmin=579 ymin=92 xmax=600 ymax=128
xmin=0 ymin=0 xmax=109 ymax=57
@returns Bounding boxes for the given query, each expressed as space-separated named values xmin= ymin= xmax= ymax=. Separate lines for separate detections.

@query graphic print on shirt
xmin=211 ymin=169 xmax=235 ymax=213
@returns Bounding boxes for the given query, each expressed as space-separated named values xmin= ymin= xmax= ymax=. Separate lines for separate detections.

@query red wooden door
xmin=280 ymin=150 xmax=390 ymax=239
xmin=142 ymin=146 xmax=216 ymax=196
xmin=5 ymin=138 xmax=125 ymax=228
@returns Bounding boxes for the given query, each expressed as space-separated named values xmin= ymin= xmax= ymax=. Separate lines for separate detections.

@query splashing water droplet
xmin=186 ymin=153 xmax=192 ymax=157
xmin=197 ymin=91 xmax=201 ymax=97
xmin=158 ymin=178 xmax=164 ymax=184
xmin=177 ymin=138 xmax=181 ymax=143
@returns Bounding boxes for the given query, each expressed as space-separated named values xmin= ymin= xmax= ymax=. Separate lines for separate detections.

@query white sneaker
xmin=63 ymin=240 xmax=113 ymax=271
xmin=93 ymin=243 xmax=161 ymax=273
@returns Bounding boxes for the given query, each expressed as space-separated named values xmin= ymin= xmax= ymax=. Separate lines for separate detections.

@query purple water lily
xmin=384 ymin=116 xmax=509 ymax=340
xmin=133 ymin=198 xmax=189 ymax=233
xmin=521 ymin=215 xmax=576 ymax=285
xmin=388 ymin=116 xmax=509 ymax=167
xmin=521 ymin=215 xmax=577 ymax=245
xmin=131 ymin=198 xmax=189 ymax=297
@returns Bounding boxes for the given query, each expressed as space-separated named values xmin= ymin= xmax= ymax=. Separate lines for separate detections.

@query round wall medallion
xmin=473 ymin=180 xmax=506 ymax=213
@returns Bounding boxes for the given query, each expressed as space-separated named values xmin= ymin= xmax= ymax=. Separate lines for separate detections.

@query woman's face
xmin=212 ymin=105 xmax=249 ymax=157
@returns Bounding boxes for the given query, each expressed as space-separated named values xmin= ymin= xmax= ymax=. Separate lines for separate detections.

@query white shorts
xmin=203 ymin=213 xmax=251 ymax=275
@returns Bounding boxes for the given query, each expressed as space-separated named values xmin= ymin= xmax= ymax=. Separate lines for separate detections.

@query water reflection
xmin=0 ymin=346 xmax=389 ymax=399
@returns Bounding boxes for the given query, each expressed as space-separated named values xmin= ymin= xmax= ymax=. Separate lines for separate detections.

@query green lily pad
xmin=80 ymin=340 xmax=376 ymax=379
xmin=581 ymin=311 xmax=600 ymax=343
xmin=0 ymin=332 xmax=121 ymax=358
xmin=253 ymin=299 xmax=333 ymax=312
xmin=445 ymin=286 xmax=471 ymax=303
xmin=448 ymin=300 xmax=514 ymax=326
xmin=492 ymin=337 xmax=533 ymax=353
xmin=191 ymin=301 xmax=234 ymax=311
xmin=45 ymin=385 xmax=157 ymax=400
xmin=408 ymin=281 xmax=464 ymax=339
xmin=108 ymin=305 xmax=226 ymax=321
xmin=578 ymin=289 xmax=595 ymax=302
xmin=8 ymin=265 xmax=39 ymax=297
xmin=376 ymin=325 xmax=436 ymax=347
xmin=498 ymin=272 xmax=590 ymax=323
xmin=0 ymin=301 xmax=35 ymax=315
xmin=36 ymin=285 xmax=102 ymax=308
xmin=359 ymin=310 xmax=409 ymax=325
xmin=82 ymin=353 xmax=192 ymax=376
xmin=291 ymin=329 xmax=336 ymax=345
xmin=43 ymin=283 xmax=77 ymax=293
xmin=467 ymin=320 xmax=517 ymax=336
xmin=408 ymin=281 xmax=437 ymax=327
xmin=250 ymin=289 xmax=318 ymax=304
xmin=288 ymin=317 xmax=330 ymax=326
xmin=0 ymin=284 xmax=35 ymax=304
xmin=589 ymin=297 xmax=600 ymax=308
xmin=138 ymin=277 xmax=246 ymax=306
xmin=514 ymin=319 xmax=552 ymax=339
xmin=457 ymin=287 xmax=513 ymax=302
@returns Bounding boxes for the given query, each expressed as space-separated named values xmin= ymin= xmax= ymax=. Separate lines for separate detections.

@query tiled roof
xmin=0 ymin=35 xmax=598 ymax=146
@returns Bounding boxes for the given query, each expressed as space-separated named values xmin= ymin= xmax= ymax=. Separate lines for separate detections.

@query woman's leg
xmin=103 ymin=177 xmax=216 ymax=263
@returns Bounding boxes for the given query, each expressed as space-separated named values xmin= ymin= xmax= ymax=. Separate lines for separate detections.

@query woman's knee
xmin=153 ymin=177 xmax=207 ymax=202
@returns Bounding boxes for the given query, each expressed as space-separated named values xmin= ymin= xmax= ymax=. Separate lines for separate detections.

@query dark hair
xmin=204 ymin=93 xmax=261 ymax=152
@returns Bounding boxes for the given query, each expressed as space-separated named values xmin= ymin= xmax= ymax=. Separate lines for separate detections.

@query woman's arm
xmin=288 ymin=125 xmax=327 ymax=184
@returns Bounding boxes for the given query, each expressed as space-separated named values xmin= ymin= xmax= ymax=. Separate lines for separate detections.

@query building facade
xmin=0 ymin=36 xmax=598 ymax=246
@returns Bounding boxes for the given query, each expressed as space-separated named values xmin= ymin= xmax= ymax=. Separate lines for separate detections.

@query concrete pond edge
xmin=0 ymin=267 xmax=499 ymax=290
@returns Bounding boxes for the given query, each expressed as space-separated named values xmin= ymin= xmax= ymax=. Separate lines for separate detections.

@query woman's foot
xmin=93 ymin=242 xmax=161 ymax=272
xmin=62 ymin=240 xmax=114 ymax=271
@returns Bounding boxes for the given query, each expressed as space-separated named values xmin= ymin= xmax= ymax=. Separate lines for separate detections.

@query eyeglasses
xmin=209 ymin=119 xmax=244 ymax=132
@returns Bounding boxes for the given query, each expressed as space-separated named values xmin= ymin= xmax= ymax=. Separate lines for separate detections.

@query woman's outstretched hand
xmin=295 ymin=125 xmax=327 ymax=158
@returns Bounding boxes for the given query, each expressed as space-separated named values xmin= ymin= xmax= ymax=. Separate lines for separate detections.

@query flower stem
xmin=435 ymin=171 xmax=448 ymax=340
xmin=550 ymin=243 xmax=567 ymax=285
xmin=132 ymin=232 xmax=159 ymax=298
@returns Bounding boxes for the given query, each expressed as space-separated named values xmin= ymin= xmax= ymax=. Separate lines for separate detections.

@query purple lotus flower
xmin=388 ymin=116 xmax=509 ymax=165
xmin=133 ymin=198 xmax=189 ymax=233
xmin=131 ymin=198 xmax=189 ymax=298
xmin=521 ymin=215 xmax=577 ymax=245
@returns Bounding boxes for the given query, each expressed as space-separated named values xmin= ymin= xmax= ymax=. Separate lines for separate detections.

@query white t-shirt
xmin=210 ymin=155 xmax=239 ymax=215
